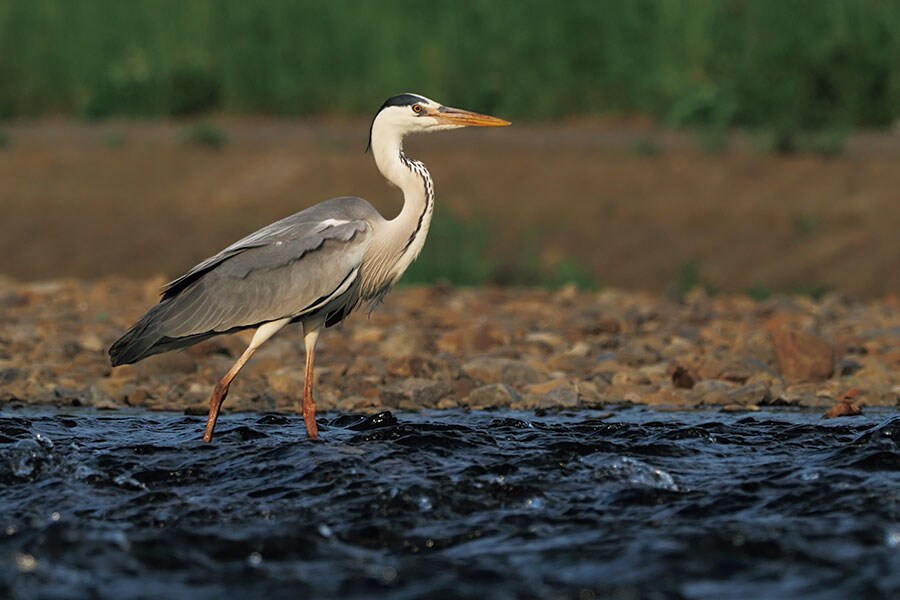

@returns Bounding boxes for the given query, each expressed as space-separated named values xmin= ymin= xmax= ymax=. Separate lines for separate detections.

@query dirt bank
xmin=1 ymin=119 xmax=899 ymax=296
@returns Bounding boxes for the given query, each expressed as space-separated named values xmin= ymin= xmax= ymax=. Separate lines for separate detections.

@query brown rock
xmin=524 ymin=379 xmax=579 ymax=408
xmin=380 ymin=328 xmax=426 ymax=358
xmin=352 ymin=327 xmax=384 ymax=345
xmin=692 ymin=380 xmax=736 ymax=406
xmin=126 ymin=387 xmax=149 ymax=407
xmin=462 ymin=357 xmax=542 ymax=386
xmin=641 ymin=389 xmax=689 ymax=408
xmin=602 ymin=383 xmax=657 ymax=404
xmin=545 ymin=353 xmax=594 ymax=374
xmin=436 ymin=325 xmax=506 ymax=355
xmin=436 ymin=397 xmax=459 ymax=410
xmin=267 ymin=367 xmax=304 ymax=397
xmin=733 ymin=328 xmax=777 ymax=365
xmin=466 ymin=383 xmax=520 ymax=409
xmin=387 ymin=353 xmax=462 ymax=381
xmin=611 ymin=370 xmax=650 ymax=386
xmin=134 ymin=351 xmax=197 ymax=376
xmin=574 ymin=380 xmax=603 ymax=404
xmin=721 ymin=403 xmax=760 ymax=412
xmin=697 ymin=356 xmax=765 ymax=384
xmin=725 ymin=380 xmax=769 ymax=407
xmin=824 ymin=390 xmax=863 ymax=419
xmin=782 ymin=383 xmax=821 ymax=407
xmin=669 ymin=364 xmax=697 ymax=389
xmin=616 ymin=339 xmax=662 ymax=367
xmin=766 ymin=317 xmax=834 ymax=383
xmin=381 ymin=378 xmax=451 ymax=409
xmin=525 ymin=332 xmax=567 ymax=352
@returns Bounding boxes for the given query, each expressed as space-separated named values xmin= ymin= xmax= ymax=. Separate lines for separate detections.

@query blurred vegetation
xmin=1 ymin=0 xmax=899 ymax=133
xmin=403 ymin=209 xmax=598 ymax=289
xmin=180 ymin=121 xmax=227 ymax=149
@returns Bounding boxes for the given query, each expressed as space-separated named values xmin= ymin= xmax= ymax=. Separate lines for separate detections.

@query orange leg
xmin=203 ymin=345 xmax=256 ymax=443
xmin=302 ymin=328 xmax=320 ymax=439
xmin=202 ymin=318 xmax=290 ymax=443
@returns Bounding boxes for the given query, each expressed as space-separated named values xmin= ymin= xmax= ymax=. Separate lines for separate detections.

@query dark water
xmin=1 ymin=407 xmax=899 ymax=600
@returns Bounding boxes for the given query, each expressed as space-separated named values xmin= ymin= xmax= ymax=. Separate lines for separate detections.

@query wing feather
xmin=161 ymin=196 xmax=377 ymax=299
xmin=157 ymin=203 xmax=376 ymax=338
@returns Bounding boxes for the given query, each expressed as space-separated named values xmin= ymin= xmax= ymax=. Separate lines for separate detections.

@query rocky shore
xmin=1 ymin=277 xmax=898 ymax=417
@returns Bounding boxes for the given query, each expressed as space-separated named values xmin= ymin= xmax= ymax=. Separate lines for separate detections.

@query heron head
xmin=368 ymin=93 xmax=509 ymax=151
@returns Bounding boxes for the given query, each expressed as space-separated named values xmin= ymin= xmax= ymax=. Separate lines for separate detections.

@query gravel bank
xmin=1 ymin=277 xmax=898 ymax=417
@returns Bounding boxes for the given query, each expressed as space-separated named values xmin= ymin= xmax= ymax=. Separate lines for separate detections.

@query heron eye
xmin=412 ymin=104 xmax=423 ymax=114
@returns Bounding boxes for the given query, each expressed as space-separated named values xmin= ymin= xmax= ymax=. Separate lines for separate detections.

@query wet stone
xmin=525 ymin=379 xmax=580 ymax=408
xmin=726 ymin=381 xmax=770 ymax=407
xmin=381 ymin=378 xmax=451 ymax=409
xmin=466 ymin=383 xmax=520 ymax=409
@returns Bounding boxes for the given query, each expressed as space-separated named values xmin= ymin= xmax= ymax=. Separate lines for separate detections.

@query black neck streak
xmin=399 ymin=150 xmax=433 ymax=255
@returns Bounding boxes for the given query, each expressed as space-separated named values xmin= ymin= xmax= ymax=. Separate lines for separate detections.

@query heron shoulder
xmin=302 ymin=196 xmax=385 ymax=225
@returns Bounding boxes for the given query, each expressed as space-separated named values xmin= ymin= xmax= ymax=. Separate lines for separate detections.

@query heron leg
xmin=302 ymin=328 xmax=320 ymax=439
xmin=203 ymin=346 xmax=255 ymax=443
xmin=202 ymin=318 xmax=291 ymax=443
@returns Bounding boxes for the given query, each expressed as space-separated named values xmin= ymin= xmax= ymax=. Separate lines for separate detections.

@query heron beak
xmin=432 ymin=106 xmax=511 ymax=127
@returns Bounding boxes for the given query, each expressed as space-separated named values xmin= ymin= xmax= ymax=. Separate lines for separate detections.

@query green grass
xmin=631 ymin=137 xmax=661 ymax=157
xmin=746 ymin=284 xmax=773 ymax=301
xmin=694 ymin=127 xmax=729 ymax=155
xmin=402 ymin=208 xmax=599 ymax=288
xmin=403 ymin=209 xmax=494 ymax=286
xmin=792 ymin=213 xmax=821 ymax=239
xmin=103 ymin=131 xmax=126 ymax=149
xmin=180 ymin=122 xmax=226 ymax=149
xmin=1 ymin=0 xmax=900 ymax=133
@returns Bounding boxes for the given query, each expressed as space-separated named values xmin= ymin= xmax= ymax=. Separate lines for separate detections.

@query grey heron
xmin=108 ymin=93 xmax=510 ymax=442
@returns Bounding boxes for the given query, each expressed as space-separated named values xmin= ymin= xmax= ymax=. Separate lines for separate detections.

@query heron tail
xmin=109 ymin=300 xmax=238 ymax=366
xmin=108 ymin=302 xmax=169 ymax=366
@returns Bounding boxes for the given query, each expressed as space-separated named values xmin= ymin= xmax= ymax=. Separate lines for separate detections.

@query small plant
xmin=695 ymin=127 xmax=729 ymax=155
xmin=746 ymin=284 xmax=772 ymax=301
xmin=181 ymin=122 xmax=226 ymax=149
xmin=402 ymin=208 xmax=493 ymax=286
xmin=796 ymin=130 xmax=846 ymax=157
xmin=167 ymin=62 xmax=220 ymax=117
xmin=676 ymin=260 xmax=701 ymax=295
xmin=0 ymin=131 xmax=9 ymax=149
xmin=631 ymin=137 xmax=661 ymax=157
xmin=793 ymin=285 xmax=830 ymax=300
xmin=103 ymin=131 xmax=126 ymax=149
xmin=792 ymin=213 xmax=820 ymax=238
xmin=755 ymin=129 xmax=798 ymax=155
xmin=545 ymin=258 xmax=599 ymax=290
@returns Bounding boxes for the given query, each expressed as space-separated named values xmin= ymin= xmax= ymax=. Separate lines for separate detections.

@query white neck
xmin=369 ymin=121 xmax=435 ymax=283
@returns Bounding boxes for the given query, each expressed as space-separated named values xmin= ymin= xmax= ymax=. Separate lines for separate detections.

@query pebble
xmin=381 ymin=378 xmax=451 ymax=409
xmin=766 ymin=315 xmax=835 ymax=383
xmin=525 ymin=379 xmax=580 ymax=408
xmin=466 ymin=383 xmax=520 ymax=409
xmin=462 ymin=356 xmax=543 ymax=386
xmin=0 ymin=280 xmax=897 ymax=415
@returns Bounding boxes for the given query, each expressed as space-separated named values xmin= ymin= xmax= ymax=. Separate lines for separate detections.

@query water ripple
xmin=0 ymin=409 xmax=898 ymax=599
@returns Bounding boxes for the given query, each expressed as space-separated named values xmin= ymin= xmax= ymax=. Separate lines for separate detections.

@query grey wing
xmin=158 ymin=196 xmax=381 ymax=337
